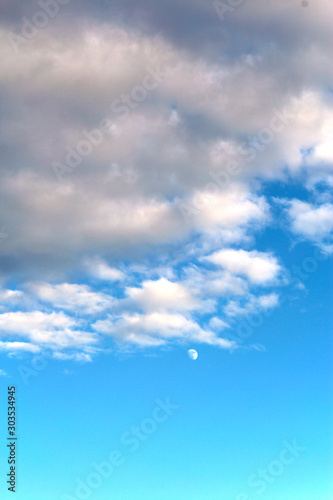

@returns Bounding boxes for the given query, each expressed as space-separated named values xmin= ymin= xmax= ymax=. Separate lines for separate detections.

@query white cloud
xmin=94 ymin=311 xmax=236 ymax=350
xmin=0 ymin=311 xmax=97 ymax=349
xmin=188 ymin=189 xmax=269 ymax=232
xmin=184 ymin=267 xmax=249 ymax=297
xmin=31 ymin=283 xmax=113 ymax=314
xmin=126 ymin=278 xmax=198 ymax=312
xmin=205 ymin=249 xmax=281 ymax=284
xmin=224 ymin=293 xmax=279 ymax=317
xmin=85 ymin=258 xmax=125 ymax=281
xmin=257 ymin=293 xmax=279 ymax=309
xmin=0 ymin=341 xmax=41 ymax=353
xmin=0 ymin=289 xmax=23 ymax=301
xmin=287 ymin=200 xmax=333 ymax=242
xmin=209 ymin=317 xmax=231 ymax=331
xmin=53 ymin=352 xmax=92 ymax=362
xmin=0 ymin=368 xmax=8 ymax=376
xmin=0 ymin=289 xmax=24 ymax=312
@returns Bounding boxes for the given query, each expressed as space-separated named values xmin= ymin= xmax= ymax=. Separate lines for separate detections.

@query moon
xmin=188 ymin=349 xmax=198 ymax=360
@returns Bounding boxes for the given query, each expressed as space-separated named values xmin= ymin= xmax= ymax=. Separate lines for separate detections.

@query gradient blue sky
xmin=0 ymin=247 xmax=332 ymax=500
xmin=0 ymin=0 xmax=333 ymax=498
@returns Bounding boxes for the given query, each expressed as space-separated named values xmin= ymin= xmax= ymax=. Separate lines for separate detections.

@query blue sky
xmin=0 ymin=0 xmax=333 ymax=498
xmin=0 ymin=249 xmax=332 ymax=500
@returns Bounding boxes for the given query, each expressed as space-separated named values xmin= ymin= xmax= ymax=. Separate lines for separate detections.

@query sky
xmin=0 ymin=0 xmax=332 ymax=498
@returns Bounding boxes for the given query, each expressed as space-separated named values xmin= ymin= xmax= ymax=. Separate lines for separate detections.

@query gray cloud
xmin=0 ymin=0 xmax=332 ymax=356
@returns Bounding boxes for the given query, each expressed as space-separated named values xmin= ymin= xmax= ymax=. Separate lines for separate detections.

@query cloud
xmin=224 ymin=293 xmax=279 ymax=317
xmin=183 ymin=267 xmax=249 ymax=297
xmin=53 ymin=351 xmax=92 ymax=362
xmin=0 ymin=341 xmax=41 ymax=354
xmin=30 ymin=283 xmax=113 ymax=314
xmin=125 ymin=278 xmax=198 ymax=312
xmin=0 ymin=18 xmax=331 ymax=279
xmin=0 ymin=368 xmax=8 ymax=376
xmin=0 ymin=0 xmax=331 ymax=359
xmin=0 ymin=311 xmax=97 ymax=350
xmin=84 ymin=258 xmax=125 ymax=281
xmin=286 ymin=200 xmax=333 ymax=249
xmin=257 ymin=293 xmax=280 ymax=309
xmin=205 ymin=249 xmax=281 ymax=284
xmin=209 ymin=317 xmax=231 ymax=331
xmin=0 ymin=289 xmax=23 ymax=301
xmin=180 ymin=187 xmax=269 ymax=231
xmin=0 ymin=289 xmax=24 ymax=312
xmin=94 ymin=311 xmax=236 ymax=349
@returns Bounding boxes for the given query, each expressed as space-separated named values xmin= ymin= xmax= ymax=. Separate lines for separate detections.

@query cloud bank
xmin=0 ymin=0 xmax=332 ymax=359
